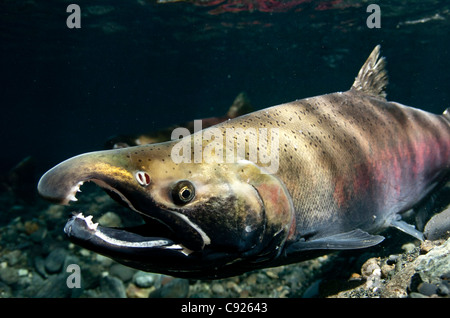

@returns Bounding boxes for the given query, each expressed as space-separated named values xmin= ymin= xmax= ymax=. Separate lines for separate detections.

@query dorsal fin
xmin=350 ymin=45 xmax=388 ymax=99
xmin=443 ymin=108 xmax=450 ymax=122
xmin=226 ymin=92 xmax=253 ymax=118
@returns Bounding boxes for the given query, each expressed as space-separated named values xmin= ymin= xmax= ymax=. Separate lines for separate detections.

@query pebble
xmin=149 ymin=278 xmax=189 ymax=298
xmin=35 ymin=273 xmax=73 ymax=298
xmin=95 ymin=254 xmax=113 ymax=267
xmin=99 ymin=275 xmax=127 ymax=298
xmin=420 ymin=240 xmax=440 ymax=254
xmin=44 ymin=248 xmax=67 ymax=274
xmin=416 ymin=238 xmax=450 ymax=284
xmin=133 ymin=271 xmax=161 ymax=288
xmin=437 ymin=280 xmax=450 ymax=296
xmin=4 ymin=250 xmax=23 ymax=266
xmin=98 ymin=212 xmax=122 ymax=227
xmin=0 ymin=267 xmax=19 ymax=285
xmin=265 ymin=270 xmax=279 ymax=279
xmin=301 ymin=279 xmax=321 ymax=298
xmin=17 ymin=269 xmax=28 ymax=277
xmin=417 ymin=282 xmax=438 ymax=296
xmin=226 ymin=281 xmax=242 ymax=294
xmin=109 ymin=263 xmax=136 ymax=282
xmin=401 ymin=243 xmax=416 ymax=253
xmin=29 ymin=226 xmax=47 ymax=242
xmin=381 ymin=264 xmax=395 ymax=278
xmin=126 ymin=283 xmax=153 ymax=298
xmin=361 ymin=258 xmax=380 ymax=278
xmin=24 ymin=220 xmax=40 ymax=235
xmin=34 ymin=256 xmax=47 ymax=278
xmin=424 ymin=205 xmax=450 ymax=240
xmin=409 ymin=292 xmax=429 ymax=298
xmin=0 ymin=282 xmax=12 ymax=297
xmin=44 ymin=205 xmax=65 ymax=220
xmin=386 ymin=254 xmax=400 ymax=265
xmin=211 ymin=283 xmax=225 ymax=295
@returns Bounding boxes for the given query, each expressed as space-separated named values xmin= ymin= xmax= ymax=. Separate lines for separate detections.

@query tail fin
xmin=226 ymin=92 xmax=253 ymax=118
xmin=350 ymin=45 xmax=388 ymax=99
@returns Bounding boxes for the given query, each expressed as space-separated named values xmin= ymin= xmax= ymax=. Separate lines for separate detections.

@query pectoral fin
xmin=286 ymin=229 xmax=385 ymax=253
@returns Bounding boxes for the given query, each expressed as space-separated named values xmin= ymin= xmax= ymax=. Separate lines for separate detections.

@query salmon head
xmin=37 ymin=135 xmax=295 ymax=279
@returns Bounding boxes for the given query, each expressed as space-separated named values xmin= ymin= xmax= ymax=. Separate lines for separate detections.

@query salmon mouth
xmin=64 ymin=212 xmax=194 ymax=257
xmin=44 ymin=177 xmax=208 ymax=262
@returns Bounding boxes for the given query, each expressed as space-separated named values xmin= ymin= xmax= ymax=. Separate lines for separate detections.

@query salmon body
xmin=38 ymin=46 xmax=450 ymax=279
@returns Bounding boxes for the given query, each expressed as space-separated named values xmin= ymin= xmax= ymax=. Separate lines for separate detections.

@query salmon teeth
xmin=67 ymin=181 xmax=84 ymax=202
xmin=85 ymin=215 xmax=99 ymax=231
xmin=73 ymin=213 xmax=98 ymax=231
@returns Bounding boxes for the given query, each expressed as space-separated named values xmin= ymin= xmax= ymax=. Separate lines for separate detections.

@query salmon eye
xmin=171 ymin=180 xmax=195 ymax=205
xmin=135 ymin=171 xmax=151 ymax=187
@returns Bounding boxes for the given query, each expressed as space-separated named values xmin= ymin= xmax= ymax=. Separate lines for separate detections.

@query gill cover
xmin=234 ymin=160 xmax=295 ymax=260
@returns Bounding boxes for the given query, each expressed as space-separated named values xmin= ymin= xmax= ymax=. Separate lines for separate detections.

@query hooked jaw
xmin=37 ymin=150 xmax=208 ymax=272
xmin=37 ymin=149 xmax=247 ymax=277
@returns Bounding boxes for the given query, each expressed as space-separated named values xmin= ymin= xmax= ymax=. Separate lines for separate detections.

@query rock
xmin=24 ymin=220 xmax=40 ymax=235
xmin=420 ymin=240 xmax=440 ymax=254
xmin=386 ymin=254 xmax=400 ymax=265
xmin=415 ymin=238 xmax=450 ymax=285
xmin=381 ymin=238 xmax=450 ymax=298
xmin=361 ymin=257 xmax=381 ymax=278
xmin=99 ymin=275 xmax=126 ymax=298
xmin=149 ymin=278 xmax=189 ymax=298
xmin=401 ymin=243 xmax=416 ymax=253
xmin=0 ymin=266 xmax=19 ymax=285
xmin=79 ymin=264 xmax=103 ymax=291
xmin=437 ymin=279 xmax=450 ymax=296
xmin=44 ymin=204 xmax=65 ymax=220
xmin=95 ymin=254 xmax=113 ymax=267
xmin=34 ymin=256 xmax=48 ymax=278
xmin=35 ymin=273 xmax=73 ymax=298
xmin=211 ymin=283 xmax=225 ymax=295
xmin=380 ymin=264 xmax=395 ymax=278
xmin=44 ymin=248 xmax=67 ymax=274
xmin=380 ymin=259 xmax=416 ymax=298
xmin=4 ymin=250 xmax=24 ymax=266
xmin=17 ymin=268 xmax=28 ymax=277
xmin=133 ymin=271 xmax=162 ymax=288
xmin=126 ymin=283 xmax=153 ymax=298
xmin=424 ymin=205 xmax=450 ymax=240
xmin=29 ymin=226 xmax=47 ymax=242
xmin=98 ymin=212 xmax=122 ymax=227
xmin=301 ymin=279 xmax=321 ymax=298
xmin=409 ymin=292 xmax=429 ymax=298
xmin=417 ymin=282 xmax=438 ymax=296
xmin=109 ymin=263 xmax=136 ymax=282
xmin=0 ymin=281 xmax=12 ymax=297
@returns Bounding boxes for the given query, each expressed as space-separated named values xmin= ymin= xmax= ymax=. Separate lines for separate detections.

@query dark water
xmin=1 ymin=0 xmax=449 ymax=176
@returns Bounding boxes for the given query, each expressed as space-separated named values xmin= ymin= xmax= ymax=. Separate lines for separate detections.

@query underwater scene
xmin=1 ymin=0 xmax=450 ymax=299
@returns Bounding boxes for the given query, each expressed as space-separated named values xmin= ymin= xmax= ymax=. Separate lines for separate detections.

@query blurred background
xmin=1 ymin=0 xmax=449 ymax=177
